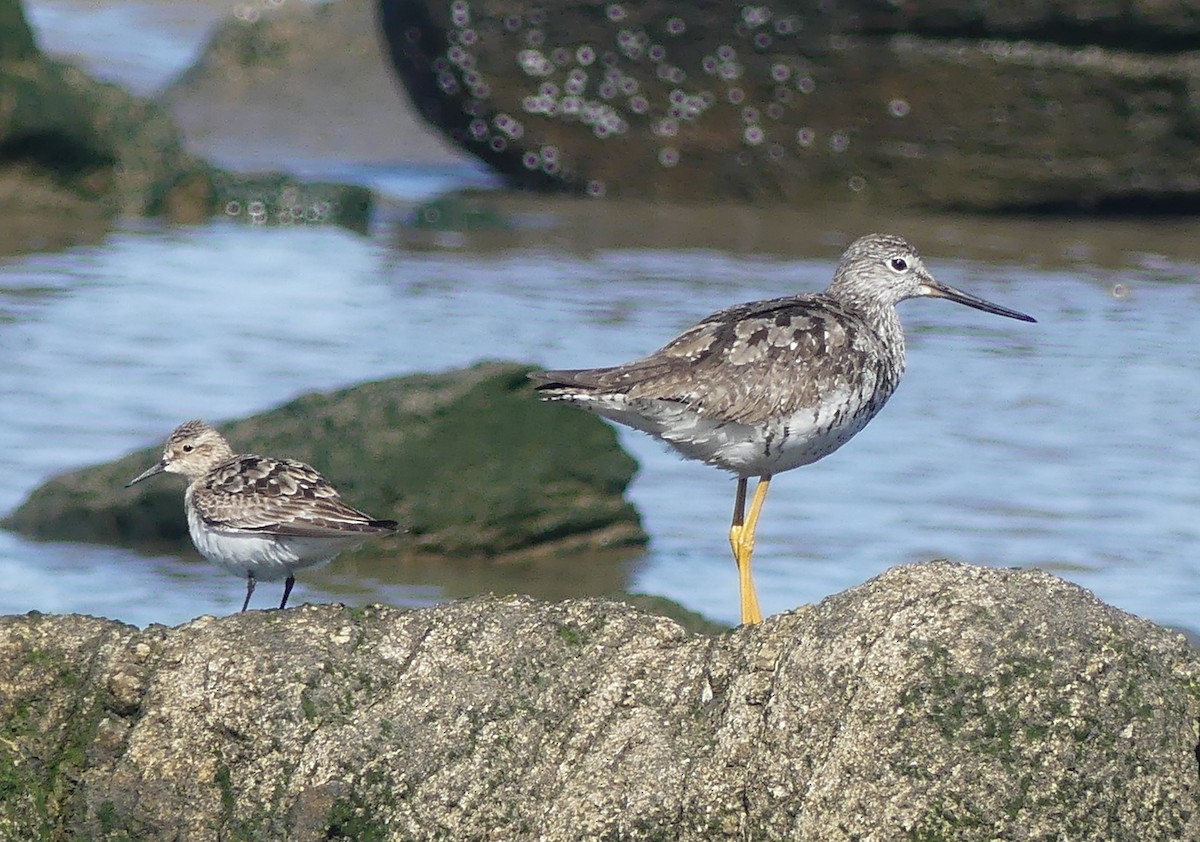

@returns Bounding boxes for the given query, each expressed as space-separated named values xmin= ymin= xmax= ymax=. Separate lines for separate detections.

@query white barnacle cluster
xmin=517 ymin=38 xmax=633 ymax=140
xmin=518 ymin=49 xmax=555 ymax=77
xmin=436 ymin=0 xmax=875 ymax=184
xmin=493 ymin=112 xmax=524 ymax=141
xmin=616 ymin=27 xmax=650 ymax=60
xmin=224 ymin=192 xmax=333 ymax=227
xmin=667 ymin=88 xmax=711 ymax=121
xmin=436 ymin=0 xmax=524 ymax=154
xmin=740 ymin=5 xmax=776 ymax=49
xmin=519 ymin=144 xmax=563 ymax=176
xmin=703 ymin=44 xmax=743 ymax=81
xmin=742 ymin=5 xmax=772 ymax=28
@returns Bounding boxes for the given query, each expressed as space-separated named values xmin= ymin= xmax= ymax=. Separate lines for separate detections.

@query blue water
xmin=9 ymin=0 xmax=1200 ymax=630
xmin=23 ymin=0 xmax=221 ymax=95
xmin=3 ymin=212 xmax=1200 ymax=629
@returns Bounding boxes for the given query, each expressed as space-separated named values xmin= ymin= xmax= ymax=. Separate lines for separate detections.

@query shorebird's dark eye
xmin=182 ymin=445 xmax=194 ymax=453
xmin=890 ymin=257 xmax=908 ymax=272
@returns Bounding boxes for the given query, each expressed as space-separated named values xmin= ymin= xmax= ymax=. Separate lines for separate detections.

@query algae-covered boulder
xmin=0 ymin=0 xmax=213 ymax=228
xmin=379 ymin=0 xmax=1200 ymax=211
xmin=207 ymin=171 xmax=375 ymax=232
xmin=0 ymin=0 xmax=379 ymax=253
xmin=0 ymin=561 xmax=1195 ymax=839
xmin=2 ymin=362 xmax=645 ymax=560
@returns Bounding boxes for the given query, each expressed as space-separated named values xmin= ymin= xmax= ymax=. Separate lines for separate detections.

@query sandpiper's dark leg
xmin=729 ymin=475 xmax=769 ymax=625
xmin=728 ymin=477 xmax=748 ymax=564
xmin=279 ymin=574 xmax=296 ymax=610
xmin=241 ymin=573 xmax=256 ymax=613
xmin=730 ymin=478 xmax=748 ymax=530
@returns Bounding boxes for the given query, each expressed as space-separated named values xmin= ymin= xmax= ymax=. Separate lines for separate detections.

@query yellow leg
xmin=728 ymin=476 xmax=770 ymax=625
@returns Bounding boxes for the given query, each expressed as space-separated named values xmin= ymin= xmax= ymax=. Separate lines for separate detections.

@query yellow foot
xmin=729 ymin=524 xmax=763 ymax=625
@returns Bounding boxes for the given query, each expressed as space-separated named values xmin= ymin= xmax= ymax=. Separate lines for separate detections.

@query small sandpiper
xmin=128 ymin=420 xmax=399 ymax=612
xmin=531 ymin=233 xmax=1036 ymax=626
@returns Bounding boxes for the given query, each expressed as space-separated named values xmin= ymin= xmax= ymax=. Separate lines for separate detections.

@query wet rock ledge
xmin=379 ymin=0 xmax=1200 ymax=210
xmin=0 ymin=561 xmax=1196 ymax=840
xmin=2 ymin=361 xmax=645 ymax=561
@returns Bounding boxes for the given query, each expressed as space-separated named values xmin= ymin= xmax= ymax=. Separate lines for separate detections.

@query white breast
xmin=562 ymin=390 xmax=886 ymax=478
xmin=184 ymin=490 xmax=360 ymax=582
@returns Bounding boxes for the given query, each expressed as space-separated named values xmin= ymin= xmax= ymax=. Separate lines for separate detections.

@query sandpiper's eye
xmin=182 ymin=444 xmax=194 ymax=453
xmin=889 ymin=257 xmax=908 ymax=272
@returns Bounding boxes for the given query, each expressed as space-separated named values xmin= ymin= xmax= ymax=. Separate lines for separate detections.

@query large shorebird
xmin=531 ymin=233 xmax=1035 ymax=625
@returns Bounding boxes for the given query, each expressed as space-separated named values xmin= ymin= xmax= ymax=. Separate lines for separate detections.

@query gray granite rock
xmin=0 ymin=561 xmax=1195 ymax=839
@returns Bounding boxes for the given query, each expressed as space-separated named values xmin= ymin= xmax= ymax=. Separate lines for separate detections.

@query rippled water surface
xmin=3 ymin=200 xmax=1200 ymax=629
xmin=24 ymin=0 xmax=233 ymax=95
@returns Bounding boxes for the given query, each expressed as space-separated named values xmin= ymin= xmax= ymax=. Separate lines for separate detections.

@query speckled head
xmin=830 ymin=233 xmax=1036 ymax=323
xmin=127 ymin=420 xmax=237 ymax=486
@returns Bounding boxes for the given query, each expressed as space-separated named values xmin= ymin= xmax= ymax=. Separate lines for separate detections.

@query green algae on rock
xmin=209 ymin=172 xmax=375 ymax=233
xmin=0 ymin=562 xmax=1195 ymax=840
xmin=2 ymin=362 xmax=646 ymax=561
xmin=0 ymin=0 xmax=211 ymax=231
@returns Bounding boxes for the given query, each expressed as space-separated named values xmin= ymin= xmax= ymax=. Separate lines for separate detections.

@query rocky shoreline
xmin=0 ymin=561 xmax=1195 ymax=840
xmin=7 ymin=5 xmax=1200 ymax=838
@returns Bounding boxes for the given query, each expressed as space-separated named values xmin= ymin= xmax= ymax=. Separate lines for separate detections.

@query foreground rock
xmin=2 ymin=362 xmax=645 ymax=561
xmin=379 ymin=0 xmax=1200 ymax=210
xmin=0 ymin=561 xmax=1195 ymax=839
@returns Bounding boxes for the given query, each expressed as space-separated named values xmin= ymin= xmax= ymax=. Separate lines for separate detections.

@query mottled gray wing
xmin=533 ymin=294 xmax=892 ymax=426
xmin=194 ymin=456 xmax=398 ymax=537
xmin=530 ymin=297 xmax=797 ymax=391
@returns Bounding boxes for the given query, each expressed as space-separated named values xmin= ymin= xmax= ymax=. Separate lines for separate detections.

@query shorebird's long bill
xmin=919 ymin=280 xmax=1037 ymax=323
xmin=127 ymin=461 xmax=166 ymax=487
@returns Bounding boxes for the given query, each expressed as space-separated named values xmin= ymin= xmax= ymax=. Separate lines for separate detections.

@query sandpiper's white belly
xmin=186 ymin=499 xmax=357 ymax=582
xmin=565 ymin=391 xmax=886 ymax=478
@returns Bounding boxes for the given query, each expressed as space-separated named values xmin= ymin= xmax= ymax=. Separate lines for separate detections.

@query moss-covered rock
xmin=0 ymin=0 xmax=380 ymax=254
xmin=2 ymin=362 xmax=645 ymax=561
xmin=209 ymin=172 xmax=375 ymax=233
xmin=0 ymin=0 xmax=211 ymax=226
xmin=0 ymin=0 xmax=36 ymax=60
xmin=0 ymin=562 xmax=1196 ymax=839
